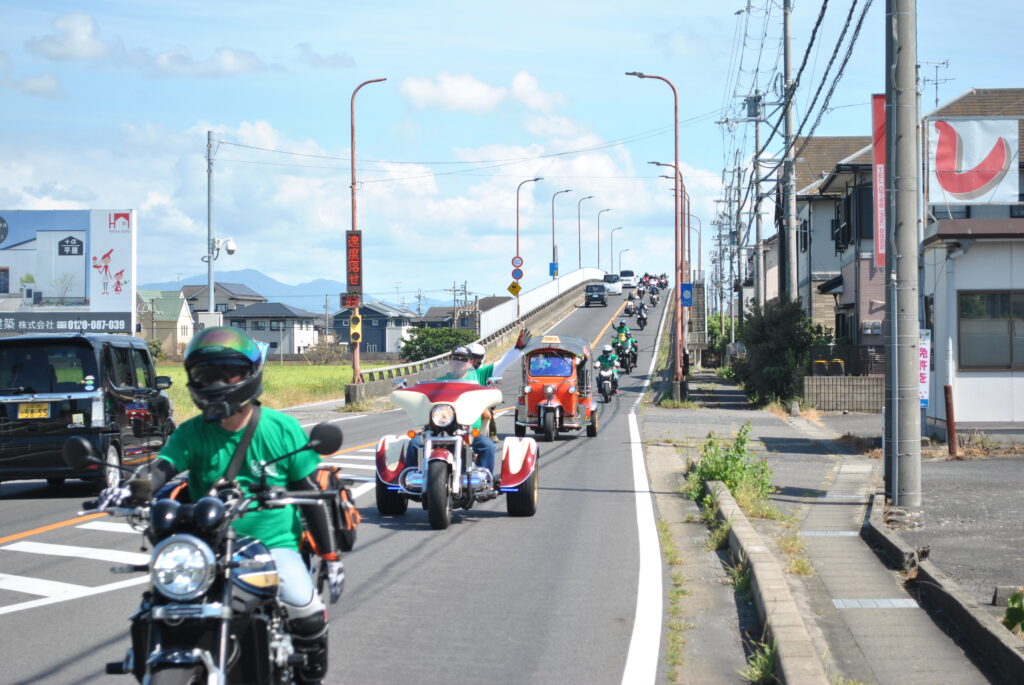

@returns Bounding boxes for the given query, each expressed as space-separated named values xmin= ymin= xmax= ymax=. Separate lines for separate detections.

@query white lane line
xmin=328 ymin=455 xmax=374 ymax=462
xmin=342 ymin=475 xmax=373 ymax=483
xmin=350 ymin=482 xmax=374 ymax=500
xmin=1 ymin=541 xmax=150 ymax=566
xmin=0 ymin=575 xmax=149 ymax=617
xmin=0 ymin=573 xmax=89 ymax=597
xmin=76 ymin=521 xmax=139 ymax=535
xmin=299 ymin=415 xmax=365 ymax=428
xmin=620 ymin=291 xmax=671 ymax=685
xmin=329 ymin=464 xmax=375 ymax=471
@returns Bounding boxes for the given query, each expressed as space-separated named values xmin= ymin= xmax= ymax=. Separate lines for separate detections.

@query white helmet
xmin=602 ymin=344 xmax=613 ymax=354
xmin=467 ymin=342 xmax=486 ymax=368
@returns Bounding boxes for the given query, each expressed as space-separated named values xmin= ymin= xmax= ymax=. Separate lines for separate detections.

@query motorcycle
xmin=612 ymin=335 xmax=636 ymax=374
xmin=624 ymin=299 xmax=636 ymax=316
xmin=596 ymin=364 xmax=617 ymax=403
xmin=60 ymin=423 xmax=345 ymax=685
xmin=636 ymin=308 xmax=648 ymax=331
xmin=650 ymin=292 xmax=659 ymax=307
xmin=376 ymin=379 xmax=539 ymax=529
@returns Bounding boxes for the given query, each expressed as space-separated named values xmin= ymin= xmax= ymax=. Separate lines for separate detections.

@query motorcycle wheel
xmin=375 ymin=475 xmax=408 ymax=516
xmin=506 ymin=463 xmax=538 ymax=517
xmin=150 ymin=667 xmax=203 ymax=685
xmin=586 ymin=409 xmax=599 ymax=437
xmin=601 ymin=382 xmax=611 ymax=403
xmin=542 ymin=411 xmax=556 ymax=443
xmin=514 ymin=423 xmax=526 ymax=438
xmin=426 ymin=460 xmax=452 ymax=530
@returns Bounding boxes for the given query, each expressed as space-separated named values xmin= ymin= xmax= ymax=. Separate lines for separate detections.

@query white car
xmin=619 ymin=269 xmax=636 ymax=288
xmin=602 ymin=273 xmax=623 ymax=295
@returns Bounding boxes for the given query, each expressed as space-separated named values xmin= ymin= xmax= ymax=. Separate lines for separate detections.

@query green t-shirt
xmin=597 ymin=353 xmax=619 ymax=371
xmin=435 ymin=363 xmax=495 ymax=430
xmin=157 ymin=406 xmax=321 ymax=551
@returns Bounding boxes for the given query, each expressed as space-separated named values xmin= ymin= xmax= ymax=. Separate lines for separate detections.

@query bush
xmin=733 ymin=299 xmax=831 ymax=404
xmin=399 ymin=327 xmax=478 ymax=362
xmin=146 ymin=338 xmax=165 ymax=361
xmin=683 ymin=423 xmax=772 ymax=502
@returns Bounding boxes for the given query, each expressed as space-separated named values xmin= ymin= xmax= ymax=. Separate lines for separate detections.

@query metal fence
xmin=809 ymin=345 xmax=886 ymax=376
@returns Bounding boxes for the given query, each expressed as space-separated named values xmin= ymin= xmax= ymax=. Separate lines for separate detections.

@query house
xmin=920 ymin=88 xmax=1024 ymax=434
xmin=412 ymin=296 xmax=512 ymax=331
xmin=182 ymin=282 xmax=267 ymax=319
xmin=136 ymin=289 xmax=193 ymax=357
xmin=334 ymin=301 xmax=416 ymax=354
xmin=224 ymin=302 xmax=319 ymax=355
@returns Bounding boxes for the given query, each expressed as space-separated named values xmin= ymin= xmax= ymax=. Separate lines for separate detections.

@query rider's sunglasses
xmin=188 ymin=360 xmax=252 ymax=386
xmin=451 ymin=354 xmax=470 ymax=362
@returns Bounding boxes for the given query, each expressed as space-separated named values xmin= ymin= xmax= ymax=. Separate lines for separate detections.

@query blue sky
xmin=0 ymin=1 xmax=1017 ymax=306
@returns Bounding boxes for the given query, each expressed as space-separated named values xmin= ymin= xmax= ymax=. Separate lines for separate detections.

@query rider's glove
xmin=97 ymin=485 xmax=131 ymax=511
xmin=515 ymin=328 xmax=531 ymax=350
xmin=323 ymin=557 xmax=345 ymax=604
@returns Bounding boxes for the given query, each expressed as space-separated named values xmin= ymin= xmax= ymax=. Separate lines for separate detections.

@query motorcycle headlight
xmin=543 ymin=384 xmax=555 ymax=397
xmin=150 ymin=534 xmax=216 ymax=601
xmin=523 ymin=385 xmax=532 ymax=395
xmin=430 ymin=404 xmax=456 ymax=428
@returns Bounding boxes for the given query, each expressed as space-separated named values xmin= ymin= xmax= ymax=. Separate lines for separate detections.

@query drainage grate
xmin=833 ymin=598 xmax=918 ymax=609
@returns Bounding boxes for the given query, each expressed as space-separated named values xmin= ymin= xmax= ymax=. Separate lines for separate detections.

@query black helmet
xmin=184 ymin=327 xmax=265 ymax=422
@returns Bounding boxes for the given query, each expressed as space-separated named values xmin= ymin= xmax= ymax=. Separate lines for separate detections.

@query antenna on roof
xmin=920 ymin=60 xmax=954 ymax=109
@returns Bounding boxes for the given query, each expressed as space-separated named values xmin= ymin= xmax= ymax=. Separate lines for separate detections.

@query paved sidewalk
xmin=641 ymin=370 xmax=998 ymax=684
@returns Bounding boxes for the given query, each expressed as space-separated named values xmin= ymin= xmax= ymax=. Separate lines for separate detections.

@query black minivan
xmin=0 ymin=333 xmax=174 ymax=490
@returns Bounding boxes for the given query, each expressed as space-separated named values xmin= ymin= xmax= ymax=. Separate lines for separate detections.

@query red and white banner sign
xmin=871 ymin=94 xmax=886 ymax=269
xmin=928 ymin=117 xmax=1020 ymax=204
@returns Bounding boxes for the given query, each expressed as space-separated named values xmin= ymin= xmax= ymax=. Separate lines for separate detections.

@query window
xmin=371 ymin=319 xmax=380 ymax=326
xmin=933 ymin=205 xmax=969 ymax=220
xmin=215 ymin=303 xmax=228 ymax=313
xmin=270 ymin=320 xmax=282 ymax=331
xmin=131 ymin=348 xmax=153 ymax=387
xmin=251 ymin=320 xmax=266 ymax=331
xmin=341 ymin=319 xmax=349 ymax=327
xmin=232 ymin=320 xmax=246 ymax=330
xmin=957 ymin=291 xmax=1024 ymax=369
xmin=269 ymin=341 xmax=278 ymax=349
xmin=107 ymin=346 xmax=134 ymax=387
xmin=0 ymin=268 xmax=8 ymax=294
xmin=799 ymin=219 xmax=809 ymax=253
xmin=1010 ymin=205 xmax=1024 ymax=218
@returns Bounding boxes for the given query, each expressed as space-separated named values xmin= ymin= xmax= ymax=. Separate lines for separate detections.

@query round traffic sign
xmin=512 ymin=268 xmax=524 ymax=280
xmin=512 ymin=255 xmax=524 ymax=268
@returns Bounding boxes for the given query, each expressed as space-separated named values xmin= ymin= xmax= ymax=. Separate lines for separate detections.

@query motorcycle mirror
xmin=308 ymin=423 xmax=343 ymax=455
xmin=62 ymin=436 xmax=99 ymax=470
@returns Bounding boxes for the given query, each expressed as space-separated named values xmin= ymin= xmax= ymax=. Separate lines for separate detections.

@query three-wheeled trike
xmin=513 ymin=335 xmax=599 ymax=442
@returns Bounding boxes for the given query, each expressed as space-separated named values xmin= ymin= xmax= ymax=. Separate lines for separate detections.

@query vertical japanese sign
xmin=919 ymin=329 xmax=931 ymax=409
xmin=345 ymin=230 xmax=362 ymax=295
xmin=871 ymin=94 xmax=886 ymax=269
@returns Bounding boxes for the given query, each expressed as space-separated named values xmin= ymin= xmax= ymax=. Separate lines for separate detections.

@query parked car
xmin=602 ymin=273 xmax=623 ymax=295
xmin=584 ymin=283 xmax=608 ymax=307
xmin=619 ymin=269 xmax=637 ymax=288
xmin=0 ymin=333 xmax=174 ymax=490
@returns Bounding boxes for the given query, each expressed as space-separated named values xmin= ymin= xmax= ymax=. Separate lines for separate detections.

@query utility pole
xmin=206 ymin=130 xmax=216 ymax=314
xmin=415 ymin=289 xmax=424 ymax=316
xmin=886 ymin=0 xmax=921 ymax=507
xmin=751 ymin=91 xmax=765 ymax=308
xmin=782 ymin=0 xmax=798 ymax=301
xmin=445 ymin=281 xmax=458 ymax=329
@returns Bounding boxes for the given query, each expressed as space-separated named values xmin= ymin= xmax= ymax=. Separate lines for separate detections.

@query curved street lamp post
xmin=515 ymin=177 xmax=543 ymax=317
xmin=597 ymin=208 xmax=612 ymax=271
xmin=551 ymin=189 xmax=572 ymax=279
xmin=576 ymin=195 xmax=593 ymax=270
xmin=618 ymin=248 xmax=631 ymax=273
xmin=610 ymin=227 xmax=622 ymax=274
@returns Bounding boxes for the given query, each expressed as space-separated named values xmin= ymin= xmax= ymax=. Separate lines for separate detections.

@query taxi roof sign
xmin=541 ymin=335 xmax=561 ymax=344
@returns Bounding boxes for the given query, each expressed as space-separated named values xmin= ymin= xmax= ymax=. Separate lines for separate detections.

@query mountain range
xmin=140 ymin=269 xmax=448 ymax=314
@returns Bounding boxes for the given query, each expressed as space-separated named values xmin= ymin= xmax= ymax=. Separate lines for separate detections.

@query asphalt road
xmin=0 ymin=293 xmax=669 ymax=685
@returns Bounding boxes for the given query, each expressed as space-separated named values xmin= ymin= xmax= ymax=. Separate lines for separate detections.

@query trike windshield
xmin=528 ymin=353 xmax=573 ymax=377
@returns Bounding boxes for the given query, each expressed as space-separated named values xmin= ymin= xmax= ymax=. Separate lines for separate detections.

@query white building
xmin=224 ymin=302 xmax=319 ymax=355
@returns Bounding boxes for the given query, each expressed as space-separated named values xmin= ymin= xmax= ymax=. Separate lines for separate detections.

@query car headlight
xmin=151 ymin=534 xmax=216 ymax=601
xmin=430 ymin=404 xmax=456 ymax=428
xmin=569 ymin=385 xmax=577 ymax=394
xmin=543 ymin=384 xmax=555 ymax=397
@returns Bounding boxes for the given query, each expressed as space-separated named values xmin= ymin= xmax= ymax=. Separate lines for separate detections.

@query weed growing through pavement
xmin=777 ymin=526 xmax=805 ymax=556
xmin=1002 ymin=588 xmax=1024 ymax=641
xmin=704 ymin=517 xmax=732 ymax=551
xmin=682 ymin=424 xmax=774 ymax=513
xmin=656 ymin=518 xmax=692 ymax=682
xmin=728 ymin=558 xmax=752 ymax=598
xmin=739 ymin=637 xmax=777 ymax=684
xmin=658 ymin=397 xmax=700 ymax=409
xmin=657 ymin=519 xmax=682 ymax=567
xmin=786 ymin=556 xmax=814 ymax=576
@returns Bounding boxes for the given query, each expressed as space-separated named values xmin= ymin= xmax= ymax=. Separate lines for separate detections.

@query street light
xmin=349 ymin=77 xmax=387 ymax=384
xmin=618 ymin=248 xmax=631 ymax=273
xmin=576 ymin=195 xmax=593 ymax=270
xmin=551 ymin=189 xmax=572 ymax=279
xmin=515 ymin=177 xmax=543 ymax=317
xmin=597 ymin=208 xmax=612 ymax=270
xmin=201 ymin=235 xmax=237 ymax=314
xmin=610 ymin=227 xmax=622 ymax=274
xmin=629 ymin=71 xmax=686 ymax=390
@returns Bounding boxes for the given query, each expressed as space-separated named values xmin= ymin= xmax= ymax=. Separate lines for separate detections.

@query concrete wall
xmin=803 ymin=375 xmax=883 ymax=412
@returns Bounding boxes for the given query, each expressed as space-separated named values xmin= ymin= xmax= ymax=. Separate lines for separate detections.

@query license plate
xmin=18 ymin=402 xmax=50 ymax=419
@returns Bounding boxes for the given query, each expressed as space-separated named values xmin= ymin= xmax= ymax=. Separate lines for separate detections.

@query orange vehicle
xmin=514 ymin=335 xmax=598 ymax=442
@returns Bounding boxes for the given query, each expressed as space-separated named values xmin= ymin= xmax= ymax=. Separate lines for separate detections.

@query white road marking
xmin=1 ymin=541 xmax=150 ymax=566
xmin=620 ymin=291 xmax=671 ymax=685
xmin=0 ymin=573 xmax=89 ymax=597
xmin=0 ymin=576 xmax=149 ymax=617
xmin=350 ymin=482 xmax=374 ymax=500
xmin=299 ymin=415 xmax=365 ymax=428
xmin=76 ymin=521 xmax=139 ymax=534
xmin=329 ymin=455 xmax=374 ymax=462
xmin=329 ymin=463 xmax=375 ymax=471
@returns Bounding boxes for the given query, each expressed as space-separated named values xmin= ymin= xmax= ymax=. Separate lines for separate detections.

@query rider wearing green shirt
xmin=596 ymin=344 xmax=621 ymax=393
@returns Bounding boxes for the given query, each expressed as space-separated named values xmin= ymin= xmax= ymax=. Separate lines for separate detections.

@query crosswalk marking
xmin=0 ymin=576 xmax=149 ymax=617
xmin=0 ymin=573 xmax=89 ymax=597
xmin=330 ymin=463 xmax=375 ymax=471
xmin=335 ymin=455 xmax=374 ymax=461
xmin=76 ymin=521 xmax=139 ymax=535
xmin=1 ymin=541 xmax=149 ymax=566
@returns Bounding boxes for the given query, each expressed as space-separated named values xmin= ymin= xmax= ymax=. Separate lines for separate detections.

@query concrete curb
xmin=863 ymin=492 xmax=1024 ymax=681
xmin=707 ymin=480 xmax=829 ymax=684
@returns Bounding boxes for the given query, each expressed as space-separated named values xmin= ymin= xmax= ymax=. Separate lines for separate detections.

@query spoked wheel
xmin=586 ymin=409 xmax=599 ymax=437
xmin=375 ymin=476 xmax=408 ymax=515
xmin=506 ymin=461 xmax=538 ymax=517
xmin=426 ymin=460 xmax=452 ymax=530
xmin=542 ymin=411 xmax=556 ymax=443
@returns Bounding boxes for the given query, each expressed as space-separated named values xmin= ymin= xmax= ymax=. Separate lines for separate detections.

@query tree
xmin=50 ymin=273 xmax=75 ymax=305
xmin=399 ymin=327 xmax=478 ymax=362
xmin=147 ymin=338 xmax=165 ymax=361
xmin=733 ymin=299 xmax=832 ymax=404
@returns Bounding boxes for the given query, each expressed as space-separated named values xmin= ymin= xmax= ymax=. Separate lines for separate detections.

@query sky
xmin=0 ymin=0 xmax=1019 ymax=308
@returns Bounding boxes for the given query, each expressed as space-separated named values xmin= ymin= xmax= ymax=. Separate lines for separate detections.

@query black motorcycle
xmin=636 ymin=308 xmax=648 ymax=331
xmin=62 ymin=424 xmax=344 ymax=685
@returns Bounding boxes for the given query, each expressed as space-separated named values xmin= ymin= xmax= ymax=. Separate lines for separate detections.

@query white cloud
xmin=524 ymin=115 xmax=584 ymax=139
xmin=26 ymin=12 xmax=115 ymax=62
xmin=297 ymin=43 xmax=355 ymax=69
xmin=0 ymin=50 xmax=64 ymax=98
xmin=148 ymin=46 xmax=265 ymax=77
xmin=400 ymin=73 xmax=507 ymax=114
xmin=511 ymin=71 xmax=565 ymax=112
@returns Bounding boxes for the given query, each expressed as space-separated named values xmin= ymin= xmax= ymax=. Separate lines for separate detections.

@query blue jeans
xmin=405 ymin=433 xmax=497 ymax=474
xmin=270 ymin=547 xmax=323 ymax=620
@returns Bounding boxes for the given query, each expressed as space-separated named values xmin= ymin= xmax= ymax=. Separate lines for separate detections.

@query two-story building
xmin=136 ymin=289 xmax=193 ymax=357
xmin=225 ymin=302 xmax=319 ymax=355
xmin=412 ymin=296 xmax=512 ymax=331
xmin=182 ymin=282 xmax=267 ymax=320
xmin=334 ymin=301 xmax=416 ymax=354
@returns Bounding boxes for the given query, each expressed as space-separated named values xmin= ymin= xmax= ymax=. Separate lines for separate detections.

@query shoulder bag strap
xmin=225 ymin=403 xmax=261 ymax=482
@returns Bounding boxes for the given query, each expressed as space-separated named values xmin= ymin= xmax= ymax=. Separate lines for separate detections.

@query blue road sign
xmin=680 ymin=283 xmax=693 ymax=307
xmin=512 ymin=268 xmax=524 ymax=280
xmin=549 ymin=262 xmax=558 ymax=277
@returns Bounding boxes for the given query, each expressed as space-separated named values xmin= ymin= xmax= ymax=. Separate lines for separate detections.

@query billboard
xmin=928 ymin=117 xmax=1020 ymax=204
xmin=0 ymin=209 xmax=136 ymax=333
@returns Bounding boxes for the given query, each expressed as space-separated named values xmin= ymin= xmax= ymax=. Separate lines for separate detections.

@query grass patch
xmin=682 ymin=424 xmax=774 ymax=508
xmin=658 ymin=397 xmax=699 ymax=409
xmin=715 ymin=365 xmax=735 ymax=381
xmin=777 ymin=527 xmax=805 ymax=556
xmin=739 ymin=638 xmax=777 ymax=684
xmin=733 ymin=480 xmax=784 ymax=520
xmin=786 ymin=555 xmax=814 ymax=576
xmin=704 ymin=517 xmax=732 ymax=551
xmin=657 ymin=519 xmax=682 ymax=567
xmin=657 ymin=519 xmax=692 ymax=682
xmin=159 ymin=362 xmax=385 ymax=422
xmin=728 ymin=558 xmax=752 ymax=598
xmin=763 ymin=400 xmax=790 ymax=421
xmin=835 ymin=433 xmax=883 ymax=460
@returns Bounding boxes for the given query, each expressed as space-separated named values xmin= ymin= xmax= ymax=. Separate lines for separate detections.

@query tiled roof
xmin=224 ymin=302 xmax=319 ymax=319
xmin=794 ymin=136 xmax=871 ymax=193
xmin=137 ymin=290 xmax=187 ymax=322
xmin=182 ymin=282 xmax=266 ymax=300
xmin=928 ymin=87 xmax=1024 ymax=160
xmin=477 ymin=296 xmax=512 ymax=312
xmin=334 ymin=301 xmax=417 ymax=318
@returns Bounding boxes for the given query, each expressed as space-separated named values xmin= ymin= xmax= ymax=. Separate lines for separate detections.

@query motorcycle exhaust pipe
xmin=462 ymin=468 xmax=493 ymax=492
xmin=398 ymin=467 xmax=424 ymax=494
